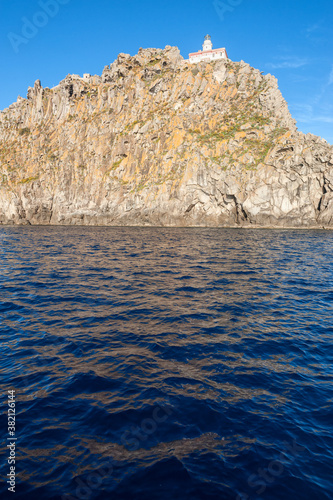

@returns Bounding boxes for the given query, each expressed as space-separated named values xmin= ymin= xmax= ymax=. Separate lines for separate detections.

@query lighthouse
xmin=189 ymin=35 xmax=228 ymax=64
xmin=202 ymin=34 xmax=213 ymax=52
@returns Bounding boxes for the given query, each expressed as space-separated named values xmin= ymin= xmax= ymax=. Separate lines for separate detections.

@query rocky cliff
xmin=1 ymin=46 xmax=333 ymax=227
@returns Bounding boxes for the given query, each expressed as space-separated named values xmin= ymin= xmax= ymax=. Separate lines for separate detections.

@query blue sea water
xmin=0 ymin=226 xmax=332 ymax=500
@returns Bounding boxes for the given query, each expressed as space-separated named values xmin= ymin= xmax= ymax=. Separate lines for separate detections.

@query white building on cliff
xmin=189 ymin=35 xmax=228 ymax=63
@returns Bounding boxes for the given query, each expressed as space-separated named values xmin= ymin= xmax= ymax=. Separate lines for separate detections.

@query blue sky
xmin=0 ymin=0 xmax=332 ymax=143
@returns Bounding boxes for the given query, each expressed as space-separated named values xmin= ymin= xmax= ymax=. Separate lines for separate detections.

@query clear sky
xmin=0 ymin=0 xmax=332 ymax=143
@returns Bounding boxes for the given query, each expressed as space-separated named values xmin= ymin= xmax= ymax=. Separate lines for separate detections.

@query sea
xmin=0 ymin=226 xmax=332 ymax=500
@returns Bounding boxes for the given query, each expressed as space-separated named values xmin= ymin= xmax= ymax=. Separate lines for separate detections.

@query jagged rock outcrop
xmin=0 ymin=45 xmax=332 ymax=227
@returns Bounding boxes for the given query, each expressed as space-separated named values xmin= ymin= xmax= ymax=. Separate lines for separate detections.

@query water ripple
xmin=0 ymin=227 xmax=332 ymax=499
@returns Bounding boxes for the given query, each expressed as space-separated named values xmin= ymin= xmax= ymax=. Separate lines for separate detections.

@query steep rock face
xmin=0 ymin=45 xmax=332 ymax=227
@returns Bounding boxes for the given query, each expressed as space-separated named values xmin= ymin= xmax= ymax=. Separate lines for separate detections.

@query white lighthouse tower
xmin=202 ymin=34 xmax=213 ymax=52
xmin=188 ymin=35 xmax=228 ymax=64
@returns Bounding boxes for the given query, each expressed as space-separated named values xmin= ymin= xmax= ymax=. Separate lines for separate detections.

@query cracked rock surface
xmin=0 ymin=46 xmax=332 ymax=227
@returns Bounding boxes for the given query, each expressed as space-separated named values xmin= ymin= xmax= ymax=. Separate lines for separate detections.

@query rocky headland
xmin=0 ymin=46 xmax=332 ymax=227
